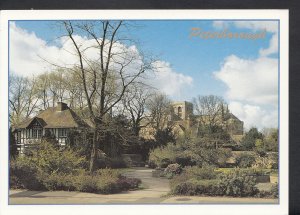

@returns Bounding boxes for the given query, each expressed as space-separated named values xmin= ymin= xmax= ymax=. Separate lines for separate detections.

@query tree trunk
xmin=89 ymin=125 xmax=99 ymax=172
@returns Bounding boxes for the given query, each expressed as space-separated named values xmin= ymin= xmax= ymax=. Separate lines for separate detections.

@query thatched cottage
xmin=14 ymin=102 xmax=89 ymax=154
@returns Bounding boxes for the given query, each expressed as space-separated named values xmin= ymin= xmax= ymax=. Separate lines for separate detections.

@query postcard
xmin=0 ymin=9 xmax=289 ymax=215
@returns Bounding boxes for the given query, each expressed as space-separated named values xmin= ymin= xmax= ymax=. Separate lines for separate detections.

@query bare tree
xmin=55 ymin=20 xmax=154 ymax=171
xmin=9 ymin=74 xmax=40 ymax=126
xmin=36 ymin=73 xmax=50 ymax=110
xmin=122 ymin=84 xmax=153 ymax=136
xmin=193 ymin=95 xmax=228 ymax=134
xmin=147 ymin=92 xmax=173 ymax=131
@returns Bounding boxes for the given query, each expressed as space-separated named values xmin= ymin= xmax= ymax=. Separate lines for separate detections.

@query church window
xmin=178 ymin=106 xmax=182 ymax=118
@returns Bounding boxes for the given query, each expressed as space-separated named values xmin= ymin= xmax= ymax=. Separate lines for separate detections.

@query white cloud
xmin=148 ymin=61 xmax=193 ymax=98
xmin=10 ymin=22 xmax=193 ymax=99
xmin=214 ymin=55 xmax=278 ymax=129
xmin=214 ymin=55 xmax=278 ymax=106
xmin=212 ymin=21 xmax=230 ymax=29
xmin=10 ymin=22 xmax=78 ymax=76
xmin=214 ymin=54 xmax=278 ymax=129
xmin=259 ymin=33 xmax=278 ymax=57
xmin=212 ymin=21 xmax=279 ymax=129
xmin=229 ymin=101 xmax=278 ymax=130
xmin=233 ymin=21 xmax=278 ymax=33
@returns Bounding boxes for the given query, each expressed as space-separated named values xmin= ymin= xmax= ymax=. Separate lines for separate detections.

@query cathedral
xmin=170 ymin=101 xmax=244 ymax=137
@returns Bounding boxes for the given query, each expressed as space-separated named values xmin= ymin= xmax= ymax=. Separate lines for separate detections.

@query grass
xmin=216 ymin=168 xmax=278 ymax=178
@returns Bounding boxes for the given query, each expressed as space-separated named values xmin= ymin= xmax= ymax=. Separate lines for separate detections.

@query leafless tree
xmin=54 ymin=20 xmax=155 ymax=171
xmin=147 ymin=92 xmax=173 ymax=132
xmin=36 ymin=73 xmax=50 ymax=110
xmin=9 ymin=74 xmax=40 ymax=126
xmin=122 ymin=84 xmax=154 ymax=136
xmin=193 ymin=95 xmax=228 ymax=133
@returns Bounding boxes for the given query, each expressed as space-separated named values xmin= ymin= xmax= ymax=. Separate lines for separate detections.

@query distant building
xmin=140 ymin=100 xmax=244 ymax=140
xmin=171 ymin=101 xmax=193 ymax=120
xmin=14 ymin=102 xmax=89 ymax=154
xmin=170 ymin=101 xmax=244 ymax=136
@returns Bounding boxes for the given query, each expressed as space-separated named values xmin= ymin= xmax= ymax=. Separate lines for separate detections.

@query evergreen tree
xmin=241 ymin=127 xmax=263 ymax=150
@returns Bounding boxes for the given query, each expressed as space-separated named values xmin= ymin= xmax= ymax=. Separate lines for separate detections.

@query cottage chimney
xmin=56 ymin=102 xmax=68 ymax=111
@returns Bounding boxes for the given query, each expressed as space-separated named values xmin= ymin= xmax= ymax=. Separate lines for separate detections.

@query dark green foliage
xmin=175 ymin=156 xmax=197 ymax=167
xmin=109 ymin=158 xmax=128 ymax=168
xmin=197 ymin=125 xmax=231 ymax=148
xmin=10 ymin=158 xmax=44 ymax=190
xmin=140 ymin=127 xmax=176 ymax=162
xmin=154 ymin=127 xmax=176 ymax=147
xmin=241 ymin=127 xmax=263 ymax=150
xmin=67 ymin=129 xmax=93 ymax=159
xmin=9 ymin=128 xmax=18 ymax=159
xmin=42 ymin=129 xmax=59 ymax=146
xmin=236 ymin=153 xmax=256 ymax=168
xmin=264 ymin=129 xmax=279 ymax=152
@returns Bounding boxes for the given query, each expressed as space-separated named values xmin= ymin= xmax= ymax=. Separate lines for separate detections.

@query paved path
xmin=9 ymin=167 xmax=278 ymax=204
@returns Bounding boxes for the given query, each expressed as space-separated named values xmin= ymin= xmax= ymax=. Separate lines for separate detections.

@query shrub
xmin=270 ymin=183 xmax=279 ymax=198
xmin=170 ymin=167 xmax=259 ymax=197
xmin=10 ymin=140 xmax=141 ymax=194
xmin=165 ymin=163 xmax=182 ymax=174
xmin=171 ymin=179 xmax=220 ymax=196
xmin=163 ymin=163 xmax=182 ymax=178
xmin=236 ymin=153 xmax=256 ymax=168
xmin=73 ymin=173 xmax=99 ymax=193
xmin=253 ymin=153 xmax=278 ymax=169
xmin=175 ymin=156 xmax=196 ymax=167
xmin=148 ymin=143 xmax=178 ymax=168
xmin=109 ymin=158 xmax=127 ymax=168
xmin=39 ymin=172 xmax=76 ymax=191
xmin=116 ymin=176 xmax=141 ymax=190
xmin=29 ymin=140 xmax=86 ymax=174
xmin=10 ymin=158 xmax=44 ymax=190
xmin=240 ymin=128 xmax=263 ymax=150
xmin=217 ymin=170 xmax=259 ymax=197
xmin=170 ymin=166 xmax=220 ymax=195
xmin=256 ymin=183 xmax=279 ymax=198
xmin=185 ymin=166 xmax=218 ymax=180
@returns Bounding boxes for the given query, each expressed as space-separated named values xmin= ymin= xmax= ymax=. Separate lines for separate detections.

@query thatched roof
xmin=16 ymin=103 xmax=90 ymax=129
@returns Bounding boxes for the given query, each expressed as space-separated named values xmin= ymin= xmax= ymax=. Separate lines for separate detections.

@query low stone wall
xmin=253 ymin=175 xmax=270 ymax=183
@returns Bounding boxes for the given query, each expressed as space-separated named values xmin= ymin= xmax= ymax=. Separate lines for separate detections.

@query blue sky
xmin=10 ymin=20 xmax=279 ymax=129
xmin=15 ymin=20 xmax=274 ymax=97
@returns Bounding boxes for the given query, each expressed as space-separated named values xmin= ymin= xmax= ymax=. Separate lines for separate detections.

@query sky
xmin=9 ymin=20 xmax=279 ymax=130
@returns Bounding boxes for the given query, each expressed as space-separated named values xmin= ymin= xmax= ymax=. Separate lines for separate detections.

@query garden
xmin=10 ymin=140 xmax=141 ymax=194
xmin=148 ymin=127 xmax=279 ymax=199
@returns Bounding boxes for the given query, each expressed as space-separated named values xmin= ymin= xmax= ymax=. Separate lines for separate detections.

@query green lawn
xmin=216 ymin=168 xmax=278 ymax=177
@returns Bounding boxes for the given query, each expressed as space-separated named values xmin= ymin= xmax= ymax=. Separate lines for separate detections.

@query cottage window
xmin=32 ymin=129 xmax=42 ymax=138
xmin=32 ymin=129 xmax=37 ymax=138
xmin=58 ymin=128 xmax=68 ymax=137
xmin=26 ymin=129 xmax=30 ymax=138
